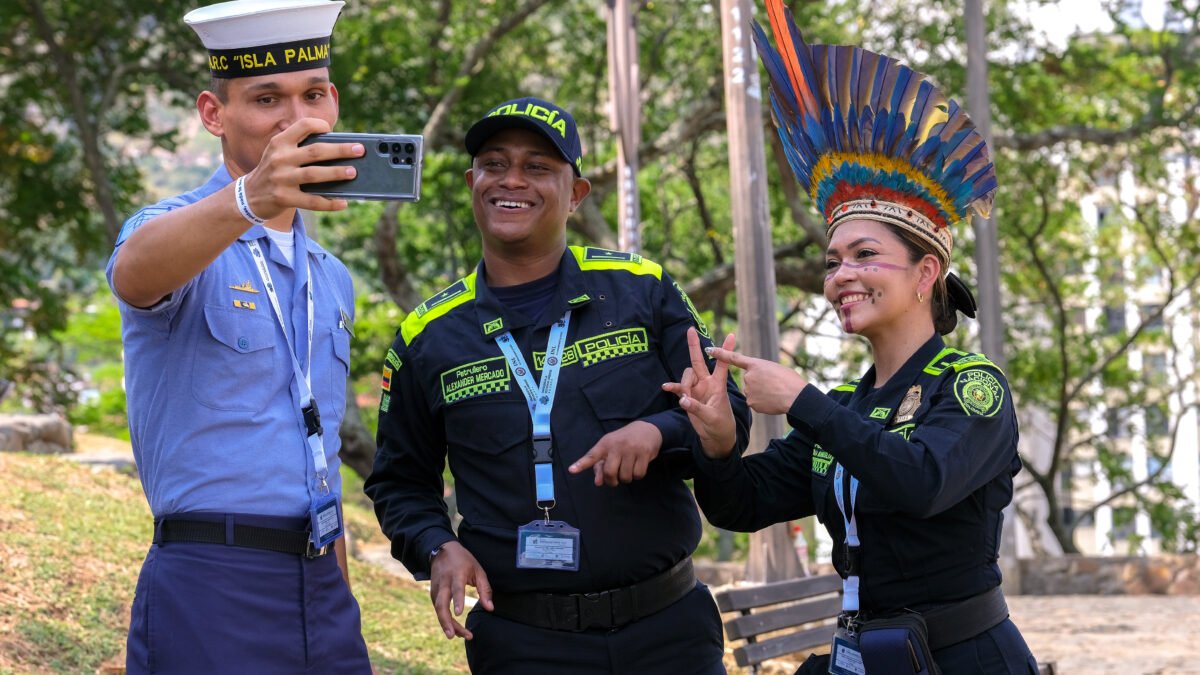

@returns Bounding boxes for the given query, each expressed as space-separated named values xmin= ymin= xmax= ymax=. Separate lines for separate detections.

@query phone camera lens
xmin=392 ymin=156 xmax=401 ymax=165
xmin=404 ymin=143 xmax=415 ymax=154
xmin=377 ymin=142 xmax=388 ymax=154
xmin=391 ymin=142 xmax=402 ymax=153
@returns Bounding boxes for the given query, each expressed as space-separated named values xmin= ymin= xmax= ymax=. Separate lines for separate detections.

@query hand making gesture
xmin=661 ymin=328 xmax=738 ymax=459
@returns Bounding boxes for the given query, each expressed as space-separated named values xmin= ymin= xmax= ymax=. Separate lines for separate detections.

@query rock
xmin=0 ymin=414 xmax=73 ymax=454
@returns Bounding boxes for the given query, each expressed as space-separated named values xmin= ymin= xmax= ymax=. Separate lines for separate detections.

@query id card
xmin=829 ymin=627 xmax=866 ymax=675
xmin=516 ymin=520 xmax=580 ymax=571
xmin=309 ymin=496 xmax=343 ymax=549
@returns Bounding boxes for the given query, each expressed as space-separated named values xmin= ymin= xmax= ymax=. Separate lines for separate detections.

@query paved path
xmin=1011 ymin=595 xmax=1200 ymax=674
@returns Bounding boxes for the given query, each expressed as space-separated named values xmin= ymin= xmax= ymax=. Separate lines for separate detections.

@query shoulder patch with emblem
xmin=954 ymin=369 xmax=1004 ymax=417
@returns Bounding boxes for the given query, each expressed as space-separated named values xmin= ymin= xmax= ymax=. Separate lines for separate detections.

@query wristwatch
xmin=429 ymin=543 xmax=446 ymax=566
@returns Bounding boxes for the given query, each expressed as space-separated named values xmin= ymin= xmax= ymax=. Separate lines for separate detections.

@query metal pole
xmin=966 ymin=0 xmax=1020 ymax=594
xmin=606 ymin=0 xmax=642 ymax=252
xmin=720 ymin=0 xmax=800 ymax=583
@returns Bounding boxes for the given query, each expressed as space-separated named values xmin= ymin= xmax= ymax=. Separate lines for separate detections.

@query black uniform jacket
xmin=367 ymin=246 xmax=750 ymax=594
xmin=695 ymin=334 xmax=1021 ymax=614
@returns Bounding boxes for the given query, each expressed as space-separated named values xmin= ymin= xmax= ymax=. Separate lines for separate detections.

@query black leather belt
xmin=154 ymin=516 xmax=331 ymax=558
xmin=923 ymin=585 xmax=1009 ymax=650
xmin=490 ymin=558 xmax=696 ymax=632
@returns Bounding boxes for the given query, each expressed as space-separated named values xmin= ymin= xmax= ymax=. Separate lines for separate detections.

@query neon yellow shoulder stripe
xmin=923 ymin=346 xmax=1001 ymax=376
xmin=401 ymin=273 xmax=477 ymax=345
xmin=832 ymin=379 xmax=859 ymax=392
xmin=571 ymin=245 xmax=662 ymax=279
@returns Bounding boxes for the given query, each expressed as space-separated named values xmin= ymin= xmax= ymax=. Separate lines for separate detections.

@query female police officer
xmin=664 ymin=2 xmax=1038 ymax=672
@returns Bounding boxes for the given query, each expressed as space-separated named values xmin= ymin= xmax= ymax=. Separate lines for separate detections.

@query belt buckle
xmin=575 ymin=591 xmax=608 ymax=631
xmin=305 ymin=540 xmax=329 ymax=559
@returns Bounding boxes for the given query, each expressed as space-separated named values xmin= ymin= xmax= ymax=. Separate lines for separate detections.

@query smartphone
xmin=299 ymin=132 xmax=423 ymax=201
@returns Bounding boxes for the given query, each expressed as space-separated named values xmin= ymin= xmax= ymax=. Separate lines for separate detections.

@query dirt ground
xmin=1011 ymin=594 xmax=1200 ymax=674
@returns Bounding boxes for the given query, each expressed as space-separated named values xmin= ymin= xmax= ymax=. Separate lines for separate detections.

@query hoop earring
xmin=917 ymin=291 xmax=924 ymax=303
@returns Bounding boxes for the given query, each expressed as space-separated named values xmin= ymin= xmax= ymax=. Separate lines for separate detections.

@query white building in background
xmin=1054 ymin=163 xmax=1200 ymax=556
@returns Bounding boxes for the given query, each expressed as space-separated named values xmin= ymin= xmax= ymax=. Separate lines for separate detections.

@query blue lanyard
xmin=833 ymin=463 xmax=861 ymax=612
xmin=494 ymin=311 xmax=571 ymax=513
xmin=245 ymin=237 xmax=330 ymax=497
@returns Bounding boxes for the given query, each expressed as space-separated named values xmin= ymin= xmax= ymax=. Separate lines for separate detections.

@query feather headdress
xmin=751 ymin=0 xmax=997 ymax=265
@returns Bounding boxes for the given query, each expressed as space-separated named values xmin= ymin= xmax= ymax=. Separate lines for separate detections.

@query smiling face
xmin=823 ymin=219 xmax=940 ymax=339
xmin=464 ymin=127 xmax=590 ymax=259
xmin=198 ymin=67 xmax=338 ymax=177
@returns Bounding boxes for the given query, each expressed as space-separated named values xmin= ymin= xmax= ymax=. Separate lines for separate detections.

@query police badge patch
xmin=954 ymin=369 xmax=1004 ymax=417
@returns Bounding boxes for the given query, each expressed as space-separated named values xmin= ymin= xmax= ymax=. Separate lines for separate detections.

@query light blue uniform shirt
xmin=106 ymin=166 xmax=354 ymax=518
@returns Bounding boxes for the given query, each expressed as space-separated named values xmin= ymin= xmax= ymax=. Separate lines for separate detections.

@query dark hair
xmin=888 ymin=225 xmax=960 ymax=335
xmin=209 ymin=76 xmax=230 ymax=103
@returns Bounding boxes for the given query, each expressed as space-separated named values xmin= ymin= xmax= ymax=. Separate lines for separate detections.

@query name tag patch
xmin=441 ymin=356 xmax=511 ymax=403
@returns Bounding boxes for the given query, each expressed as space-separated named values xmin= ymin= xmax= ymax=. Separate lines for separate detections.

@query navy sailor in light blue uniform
xmin=106 ymin=0 xmax=371 ymax=671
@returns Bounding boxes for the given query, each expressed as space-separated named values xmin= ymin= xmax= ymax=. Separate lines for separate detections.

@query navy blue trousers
xmin=126 ymin=516 xmax=370 ymax=674
xmin=464 ymin=582 xmax=726 ymax=674
xmin=932 ymin=618 xmax=1038 ymax=674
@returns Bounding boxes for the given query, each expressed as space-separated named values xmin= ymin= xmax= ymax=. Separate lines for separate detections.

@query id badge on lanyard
xmin=830 ymin=626 xmax=866 ymax=675
xmin=247 ymin=237 xmax=342 ymax=549
xmin=495 ymin=312 xmax=580 ymax=571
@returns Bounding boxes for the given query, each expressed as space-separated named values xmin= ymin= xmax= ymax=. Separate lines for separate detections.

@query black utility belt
xmin=154 ymin=515 xmax=332 ymax=558
xmin=841 ymin=585 xmax=1009 ymax=651
xmin=490 ymin=558 xmax=696 ymax=632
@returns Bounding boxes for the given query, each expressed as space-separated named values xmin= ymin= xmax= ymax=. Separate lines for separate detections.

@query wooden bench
xmin=715 ymin=574 xmax=1057 ymax=674
xmin=714 ymin=573 xmax=843 ymax=673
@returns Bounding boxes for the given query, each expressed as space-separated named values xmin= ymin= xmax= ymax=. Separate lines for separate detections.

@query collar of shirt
xmin=472 ymin=248 xmax=594 ymax=337
xmin=848 ymin=333 xmax=945 ymax=411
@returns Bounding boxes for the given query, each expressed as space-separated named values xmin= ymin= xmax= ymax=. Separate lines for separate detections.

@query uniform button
xmin=598 ymin=294 xmax=607 ymax=300
xmin=605 ymin=321 xmax=613 ymax=327
xmin=238 ymin=337 xmax=249 ymax=350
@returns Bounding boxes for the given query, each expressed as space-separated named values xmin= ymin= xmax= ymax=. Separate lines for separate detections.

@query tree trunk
xmin=338 ymin=381 xmax=376 ymax=479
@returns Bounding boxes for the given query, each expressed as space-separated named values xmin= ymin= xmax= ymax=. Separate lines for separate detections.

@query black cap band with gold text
xmin=207 ymin=36 xmax=331 ymax=79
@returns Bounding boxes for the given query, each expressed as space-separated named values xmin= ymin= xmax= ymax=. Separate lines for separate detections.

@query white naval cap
xmin=184 ymin=0 xmax=345 ymax=78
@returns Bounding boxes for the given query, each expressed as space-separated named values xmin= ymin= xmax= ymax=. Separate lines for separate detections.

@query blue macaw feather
xmin=755 ymin=0 xmax=996 ymax=227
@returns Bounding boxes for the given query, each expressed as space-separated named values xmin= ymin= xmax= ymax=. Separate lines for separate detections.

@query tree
xmin=9 ymin=0 xmax=1200 ymax=558
xmin=1 ymin=0 xmax=200 ymax=408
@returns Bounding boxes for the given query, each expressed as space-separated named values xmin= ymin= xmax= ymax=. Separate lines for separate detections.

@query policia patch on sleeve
xmin=954 ymin=369 xmax=1004 ymax=417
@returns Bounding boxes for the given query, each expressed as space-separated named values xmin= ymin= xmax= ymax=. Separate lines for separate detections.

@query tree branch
xmin=420 ymin=0 xmax=554 ymax=142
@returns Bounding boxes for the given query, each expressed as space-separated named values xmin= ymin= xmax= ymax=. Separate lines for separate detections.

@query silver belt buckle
xmin=305 ymin=540 xmax=330 ymax=558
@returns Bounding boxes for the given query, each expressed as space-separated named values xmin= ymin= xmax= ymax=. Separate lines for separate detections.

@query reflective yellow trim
xmin=401 ymin=273 xmax=477 ymax=344
xmin=923 ymin=347 xmax=1001 ymax=376
xmin=571 ymin=246 xmax=662 ymax=279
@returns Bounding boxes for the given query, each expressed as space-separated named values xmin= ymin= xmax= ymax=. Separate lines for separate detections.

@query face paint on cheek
xmin=841 ymin=260 xmax=908 ymax=272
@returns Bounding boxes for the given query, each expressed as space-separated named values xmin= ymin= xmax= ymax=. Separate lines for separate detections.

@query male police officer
xmin=365 ymin=97 xmax=752 ymax=673
xmin=107 ymin=0 xmax=371 ymax=671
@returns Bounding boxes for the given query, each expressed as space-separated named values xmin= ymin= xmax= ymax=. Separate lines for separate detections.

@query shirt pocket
xmin=192 ymin=304 xmax=277 ymax=412
xmin=323 ymin=326 xmax=351 ymax=417
xmin=578 ymin=353 xmax=669 ymax=433
xmin=443 ymin=398 xmax=530 ymax=524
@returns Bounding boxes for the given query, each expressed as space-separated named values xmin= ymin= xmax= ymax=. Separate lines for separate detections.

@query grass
xmin=0 ymin=452 xmax=468 ymax=674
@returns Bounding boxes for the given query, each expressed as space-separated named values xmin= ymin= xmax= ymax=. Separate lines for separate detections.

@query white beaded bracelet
xmin=234 ymin=175 xmax=266 ymax=225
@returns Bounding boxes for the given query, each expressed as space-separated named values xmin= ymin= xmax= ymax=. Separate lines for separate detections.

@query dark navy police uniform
xmin=367 ymin=246 xmax=750 ymax=674
xmin=694 ymin=334 xmax=1038 ymax=674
